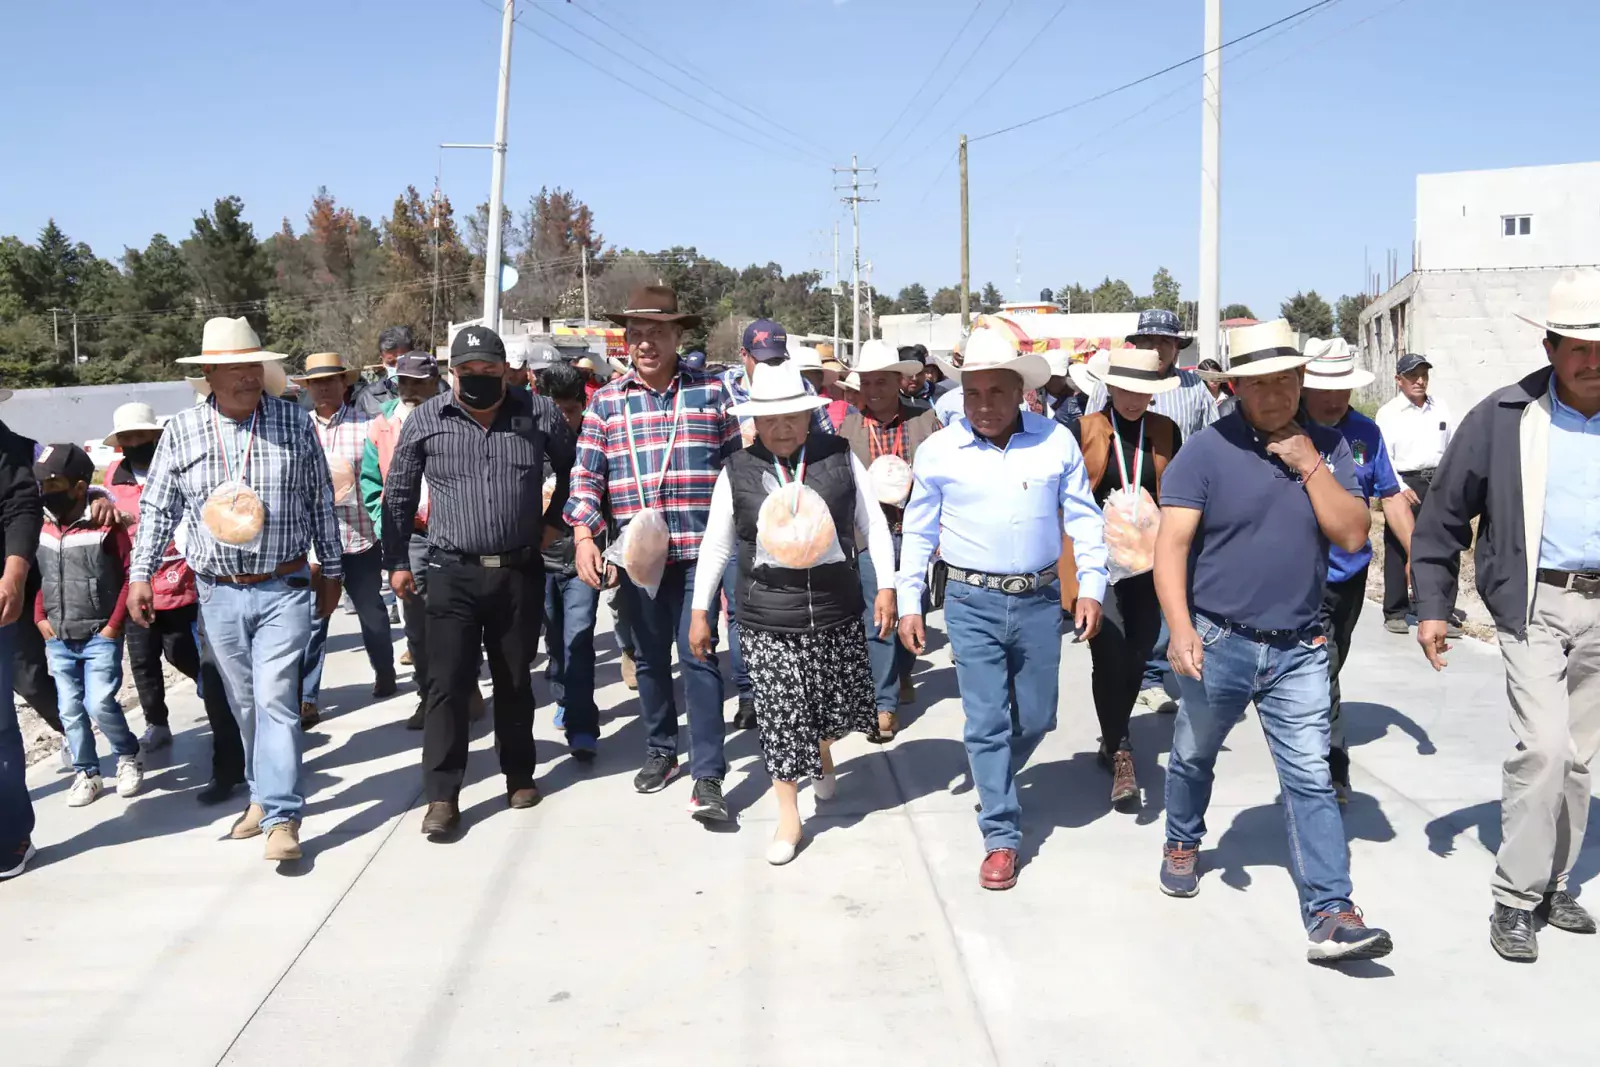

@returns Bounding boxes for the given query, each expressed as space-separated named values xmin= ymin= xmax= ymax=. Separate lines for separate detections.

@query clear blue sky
xmin=3 ymin=0 xmax=1596 ymax=318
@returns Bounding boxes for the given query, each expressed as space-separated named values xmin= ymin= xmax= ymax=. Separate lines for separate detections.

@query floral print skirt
xmin=738 ymin=620 xmax=877 ymax=781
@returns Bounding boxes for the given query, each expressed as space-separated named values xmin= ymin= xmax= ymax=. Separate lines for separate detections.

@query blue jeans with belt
xmin=626 ymin=559 xmax=726 ymax=781
xmin=943 ymin=579 xmax=1062 ymax=853
xmin=0 ymin=623 xmax=34 ymax=857
xmin=858 ymin=537 xmax=912 ymax=713
xmin=1165 ymin=612 xmax=1352 ymax=928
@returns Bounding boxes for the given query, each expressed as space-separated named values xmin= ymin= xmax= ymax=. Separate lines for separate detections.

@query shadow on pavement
xmin=1342 ymin=700 xmax=1437 ymax=755
xmin=1205 ymin=791 xmax=1397 ymax=897
xmin=1425 ymin=797 xmax=1600 ymax=892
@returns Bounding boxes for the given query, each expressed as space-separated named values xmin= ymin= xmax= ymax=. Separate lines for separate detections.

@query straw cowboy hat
xmin=729 ymin=362 xmax=828 ymax=419
xmin=853 ymin=339 xmax=923 ymax=378
xmin=1515 ymin=270 xmax=1600 ymax=341
xmin=1199 ymin=319 xmax=1312 ymax=382
xmin=840 ymin=371 xmax=862 ymax=392
xmin=1301 ymin=337 xmax=1375 ymax=390
xmin=605 ymin=284 xmax=703 ymax=329
xmin=175 ymin=316 xmax=286 ymax=365
xmin=187 ymin=360 xmax=289 ymax=399
xmin=291 ymin=352 xmax=359 ymax=386
xmin=1070 ymin=347 xmax=1183 ymax=396
xmin=940 ymin=327 xmax=1052 ymax=391
xmin=103 ymin=402 xmax=165 ymax=446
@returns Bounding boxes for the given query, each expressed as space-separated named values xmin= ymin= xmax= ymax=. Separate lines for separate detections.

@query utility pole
xmin=834 ymin=155 xmax=876 ymax=364
xmin=1197 ymin=0 xmax=1222 ymax=368
xmin=831 ymin=220 xmax=841 ymax=357
xmin=959 ymin=134 xmax=970 ymax=330
xmin=47 ymin=308 xmax=64 ymax=351
xmin=581 ymin=246 xmax=591 ymax=322
xmin=864 ymin=261 xmax=875 ymax=340
xmin=481 ymin=0 xmax=515 ymax=332
xmin=71 ymin=313 xmax=79 ymax=364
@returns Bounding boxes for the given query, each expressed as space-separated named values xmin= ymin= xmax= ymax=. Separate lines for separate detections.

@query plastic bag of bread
xmin=1103 ymin=485 xmax=1160 ymax=583
xmin=201 ymin=479 xmax=266 ymax=549
xmin=327 ymin=456 xmax=357 ymax=506
xmin=755 ymin=475 xmax=846 ymax=570
xmin=541 ymin=472 xmax=557 ymax=515
xmin=603 ymin=507 xmax=670 ymax=598
xmin=867 ymin=454 xmax=913 ymax=506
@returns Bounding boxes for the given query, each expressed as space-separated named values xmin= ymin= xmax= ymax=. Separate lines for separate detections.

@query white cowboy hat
xmin=1044 ymin=348 xmax=1072 ymax=379
xmin=853 ymin=339 xmax=922 ymax=378
xmin=175 ymin=316 xmax=287 ymax=365
xmin=1515 ymin=270 xmax=1600 ymax=341
xmin=1200 ymin=319 xmax=1312 ymax=382
xmin=790 ymin=345 xmax=824 ymax=373
xmin=103 ymin=402 xmax=165 ymax=446
xmin=729 ymin=362 xmax=827 ymax=419
xmin=186 ymin=360 xmax=290 ymax=399
xmin=940 ymin=326 xmax=1052 ymax=391
xmin=1070 ymin=347 xmax=1183 ymax=396
xmin=1301 ymin=337 xmax=1375 ymax=390
xmin=841 ymin=371 xmax=862 ymax=392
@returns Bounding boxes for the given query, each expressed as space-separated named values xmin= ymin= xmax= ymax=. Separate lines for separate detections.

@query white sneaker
xmin=67 ymin=772 xmax=103 ymax=807
xmin=812 ymin=773 xmax=837 ymax=801
xmin=140 ymin=724 xmax=172 ymax=751
xmin=115 ymin=755 xmax=144 ymax=798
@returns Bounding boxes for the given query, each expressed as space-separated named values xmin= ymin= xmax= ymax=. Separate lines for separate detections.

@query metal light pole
xmin=481 ymin=0 xmax=515 ymax=332
xmin=1198 ymin=0 xmax=1222 ymax=366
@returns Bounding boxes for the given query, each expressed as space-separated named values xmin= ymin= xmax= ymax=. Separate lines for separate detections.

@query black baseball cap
xmin=395 ymin=350 xmax=439 ymax=378
xmin=34 ymin=443 xmax=95 ymax=485
xmin=740 ymin=319 xmax=789 ymax=363
xmin=378 ymin=325 xmax=415 ymax=353
xmin=1395 ymin=353 xmax=1432 ymax=375
xmin=450 ymin=325 xmax=507 ymax=367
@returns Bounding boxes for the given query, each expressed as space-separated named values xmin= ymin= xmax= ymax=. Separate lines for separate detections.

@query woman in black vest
xmin=690 ymin=364 xmax=897 ymax=865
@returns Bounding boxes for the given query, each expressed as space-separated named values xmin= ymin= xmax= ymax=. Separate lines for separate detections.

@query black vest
xmin=726 ymin=434 xmax=863 ymax=633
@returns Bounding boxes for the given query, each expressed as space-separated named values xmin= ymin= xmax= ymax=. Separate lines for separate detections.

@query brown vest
xmin=1059 ymin=411 xmax=1178 ymax=606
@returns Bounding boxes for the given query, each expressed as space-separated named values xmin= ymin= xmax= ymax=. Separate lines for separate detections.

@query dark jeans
xmin=721 ymin=556 xmax=751 ymax=698
xmin=610 ymin=585 xmax=635 ymax=657
xmin=196 ymin=614 xmax=246 ymax=785
xmin=859 ymin=539 xmax=912 ymax=713
xmin=11 ymin=604 xmax=60 ymax=733
xmin=303 ymin=544 xmax=395 ymax=704
xmin=422 ymin=554 xmax=543 ymax=803
xmin=1142 ymin=616 xmax=1173 ymax=695
xmin=0 ymin=623 xmax=34 ymax=855
xmin=625 ymin=559 xmax=726 ymax=781
xmin=126 ymin=603 xmax=202 ymax=728
xmin=1321 ymin=567 xmax=1368 ymax=787
xmin=544 ymin=570 xmax=600 ymax=739
xmin=1088 ymin=572 xmax=1163 ymax=752
xmin=401 ymin=533 xmax=431 ymax=707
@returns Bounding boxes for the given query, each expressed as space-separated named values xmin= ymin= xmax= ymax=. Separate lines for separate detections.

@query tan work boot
xmin=230 ymin=802 xmax=265 ymax=840
xmin=264 ymin=821 xmax=302 ymax=861
xmin=620 ymin=650 xmax=638 ymax=690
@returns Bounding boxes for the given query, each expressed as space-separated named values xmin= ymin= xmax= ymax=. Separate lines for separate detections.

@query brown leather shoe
xmin=230 ymin=802 xmax=265 ymax=840
xmin=299 ymin=702 xmax=321 ymax=730
xmin=1110 ymin=750 xmax=1139 ymax=806
xmin=980 ymin=848 xmax=1018 ymax=890
xmin=264 ymin=821 xmax=302 ymax=861
xmin=421 ymin=801 xmax=459 ymax=837
xmin=620 ymin=650 xmax=638 ymax=690
xmin=508 ymin=785 xmax=542 ymax=809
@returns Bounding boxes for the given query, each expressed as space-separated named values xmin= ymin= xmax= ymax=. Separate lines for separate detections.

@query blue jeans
xmin=859 ymin=541 xmax=912 ymax=712
xmin=0 ymin=624 xmax=35 ymax=854
xmin=944 ymin=581 xmax=1062 ymax=852
xmin=1165 ymin=613 xmax=1353 ymax=928
xmin=303 ymin=545 xmax=394 ymax=704
xmin=199 ymin=569 xmax=315 ymax=830
xmin=721 ymin=556 xmax=750 ymax=698
xmin=46 ymin=633 xmax=138 ymax=774
xmin=544 ymin=571 xmax=600 ymax=739
xmin=1143 ymin=616 xmax=1173 ymax=694
xmin=625 ymin=559 xmax=726 ymax=781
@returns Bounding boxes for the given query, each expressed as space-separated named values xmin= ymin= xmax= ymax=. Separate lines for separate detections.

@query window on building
xmin=1503 ymin=214 xmax=1532 ymax=237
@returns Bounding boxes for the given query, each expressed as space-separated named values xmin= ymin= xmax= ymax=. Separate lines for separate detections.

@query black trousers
xmin=196 ymin=613 xmax=247 ymax=784
xmin=422 ymin=554 xmax=544 ymax=803
xmin=1321 ymin=566 xmax=1368 ymax=787
xmin=126 ymin=603 xmax=203 ymax=727
xmin=12 ymin=604 xmax=60 ymax=733
xmin=1087 ymin=571 xmax=1163 ymax=752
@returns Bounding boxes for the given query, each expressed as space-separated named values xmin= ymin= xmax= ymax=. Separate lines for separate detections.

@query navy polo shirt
xmin=1323 ymin=409 xmax=1401 ymax=584
xmin=1161 ymin=411 xmax=1363 ymax=632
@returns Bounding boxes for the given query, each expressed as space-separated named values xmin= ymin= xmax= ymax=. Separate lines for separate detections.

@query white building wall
xmin=1416 ymin=162 xmax=1600 ymax=272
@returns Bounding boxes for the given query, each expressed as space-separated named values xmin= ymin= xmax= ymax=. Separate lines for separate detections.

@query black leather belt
xmin=431 ymin=546 xmax=535 ymax=569
xmin=1539 ymin=569 xmax=1600 ymax=595
xmin=1197 ymin=611 xmax=1321 ymax=646
xmin=1398 ymin=467 xmax=1436 ymax=479
xmin=945 ymin=563 xmax=1058 ymax=595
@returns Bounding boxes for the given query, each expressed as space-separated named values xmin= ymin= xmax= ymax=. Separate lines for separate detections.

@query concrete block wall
xmin=1410 ymin=270 xmax=1562 ymax=417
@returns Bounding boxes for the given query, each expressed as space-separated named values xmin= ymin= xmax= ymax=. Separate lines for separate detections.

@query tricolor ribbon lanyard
xmin=868 ymin=419 xmax=903 ymax=461
xmin=770 ymin=444 xmax=808 ymax=515
xmin=1112 ymin=415 xmax=1145 ymax=522
xmin=211 ymin=404 xmax=259 ymax=501
xmin=623 ymin=385 xmax=684 ymax=509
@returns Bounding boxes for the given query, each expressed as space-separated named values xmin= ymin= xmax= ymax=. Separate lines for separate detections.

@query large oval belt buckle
xmin=1000 ymin=575 xmax=1029 ymax=594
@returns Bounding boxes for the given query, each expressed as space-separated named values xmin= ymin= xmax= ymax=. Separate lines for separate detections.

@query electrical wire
xmin=864 ymin=0 xmax=987 ymax=164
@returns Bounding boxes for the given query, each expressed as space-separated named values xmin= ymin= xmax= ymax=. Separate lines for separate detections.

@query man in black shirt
xmin=0 ymin=415 xmax=42 ymax=879
xmin=384 ymin=326 xmax=576 ymax=837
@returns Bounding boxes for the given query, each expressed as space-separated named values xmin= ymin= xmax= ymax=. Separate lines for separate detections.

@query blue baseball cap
xmin=679 ymin=350 xmax=707 ymax=371
xmin=740 ymin=319 xmax=789 ymax=363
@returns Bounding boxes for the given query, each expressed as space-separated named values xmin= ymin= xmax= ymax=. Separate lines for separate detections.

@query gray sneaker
xmin=1384 ymin=618 xmax=1409 ymax=634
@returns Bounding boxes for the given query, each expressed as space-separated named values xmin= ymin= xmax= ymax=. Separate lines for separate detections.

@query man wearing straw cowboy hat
xmin=129 ymin=316 xmax=343 ymax=863
xmin=1154 ymin=319 xmax=1393 ymax=962
xmin=1411 ymin=270 xmax=1600 ymax=962
xmin=897 ymin=325 xmax=1108 ymax=890
xmin=1299 ymin=338 xmax=1417 ymax=804
xmin=294 ymin=352 xmax=395 ymax=729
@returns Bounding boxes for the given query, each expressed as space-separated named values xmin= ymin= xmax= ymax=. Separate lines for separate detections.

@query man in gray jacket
xmin=1411 ymin=271 xmax=1600 ymax=962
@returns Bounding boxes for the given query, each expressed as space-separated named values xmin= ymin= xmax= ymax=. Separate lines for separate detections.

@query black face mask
xmin=43 ymin=491 xmax=79 ymax=520
xmin=122 ymin=442 xmax=158 ymax=469
xmin=457 ymin=373 xmax=505 ymax=410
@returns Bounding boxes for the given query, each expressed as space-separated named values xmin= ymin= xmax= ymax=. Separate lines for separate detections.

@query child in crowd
xmin=33 ymin=444 xmax=142 ymax=806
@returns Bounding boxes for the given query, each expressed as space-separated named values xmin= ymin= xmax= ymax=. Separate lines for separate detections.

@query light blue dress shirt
xmin=895 ymin=411 xmax=1109 ymax=616
xmin=934 ymin=385 xmax=965 ymax=426
xmin=1540 ymin=376 xmax=1600 ymax=571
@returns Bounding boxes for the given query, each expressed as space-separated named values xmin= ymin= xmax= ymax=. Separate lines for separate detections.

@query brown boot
xmin=230 ymin=802 xmax=265 ymax=840
xmin=299 ymin=702 xmax=320 ymax=730
xmin=264 ymin=821 xmax=302 ymax=861
xmin=620 ymin=650 xmax=638 ymax=691
xmin=1110 ymin=750 xmax=1139 ymax=807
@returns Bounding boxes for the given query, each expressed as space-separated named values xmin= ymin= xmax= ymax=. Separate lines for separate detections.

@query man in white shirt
xmin=1374 ymin=353 xmax=1461 ymax=633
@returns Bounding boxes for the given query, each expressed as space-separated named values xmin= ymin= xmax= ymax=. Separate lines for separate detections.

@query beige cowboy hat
xmin=175 ymin=316 xmax=287 ymax=365
xmin=291 ymin=351 xmax=359 ymax=386
xmin=729 ymin=362 xmax=827 ymax=419
xmin=1070 ymin=347 xmax=1183 ymax=396
xmin=1515 ymin=270 xmax=1600 ymax=341
xmin=939 ymin=326 xmax=1052 ymax=391
xmin=840 ymin=371 xmax=862 ymax=392
xmin=103 ymin=402 xmax=165 ymax=446
xmin=1301 ymin=337 xmax=1375 ymax=390
xmin=186 ymin=360 xmax=290 ymax=399
xmin=1200 ymin=319 xmax=1312 ymax=382
xmin=853 ymin=339 xmax=923 ymax=378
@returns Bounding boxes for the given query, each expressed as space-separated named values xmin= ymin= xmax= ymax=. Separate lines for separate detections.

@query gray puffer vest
xmin=38 ymin=519 xmax=122 ymax=640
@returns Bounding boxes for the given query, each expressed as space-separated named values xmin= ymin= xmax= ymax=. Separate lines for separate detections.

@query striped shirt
xmin=381 ymin=388 xmax=575 ymax=568
xmin=131 ymin=393 xmax=342 ymax=582
xmin=1085 ymin=367 xmax=1217 ymax=439
xmin=311 ymin=404 xmax=376 ymax=556
xmin=564 ymin=368 xmax=739 ymax=563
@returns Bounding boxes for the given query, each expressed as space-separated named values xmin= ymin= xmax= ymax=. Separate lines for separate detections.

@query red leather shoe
xmin=980 ymin=848 xmax=1018 ymax=891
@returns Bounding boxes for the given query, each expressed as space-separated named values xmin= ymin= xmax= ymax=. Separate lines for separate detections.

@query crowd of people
xmin=0 ymin=270 xmax=1596 ymax=968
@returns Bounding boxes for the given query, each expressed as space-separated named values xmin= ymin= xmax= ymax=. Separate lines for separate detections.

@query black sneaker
xmin=1306 ymin=909 xmax=1393 ymax=962
xmin=633 ymin=751 xmax=679 ymax=794
xmin=732 ymin=696 xmax=758 ymax=731
xmin=687 ymin=777 xmax=731 ymax=823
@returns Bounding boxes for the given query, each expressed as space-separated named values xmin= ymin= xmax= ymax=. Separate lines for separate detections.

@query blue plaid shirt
xmin=721 ymin=365 xmax=836 ymax=437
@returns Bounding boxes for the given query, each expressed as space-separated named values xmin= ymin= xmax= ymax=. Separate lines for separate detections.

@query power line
xmin=864 ymin=0 xmax=987 ymax=164
xmin=969 ymin=0 xmax=1344 ymax=143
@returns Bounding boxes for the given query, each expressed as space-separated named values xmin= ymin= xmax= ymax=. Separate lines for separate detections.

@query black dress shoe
xmin=372 ymin=674 xmax=398 ymax=699
xmin=196 ymin=779 xmax=242 ymax=806
xmin=732 ymin=696 xmax=758 ymax=731
xmin=1539 ymin=890 xmax=1597 ymax=934
xmin=1490 ymin=903 xmax=1538 ymax=961
xmin=405 ymin=703 xmax=426 ymax=730
xmin=421 ymin=801 xmax=460 ymax=838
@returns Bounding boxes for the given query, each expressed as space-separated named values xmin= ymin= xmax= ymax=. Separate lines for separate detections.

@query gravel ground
xmin=1367 ymin=510 xmax=1497 ymax=643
